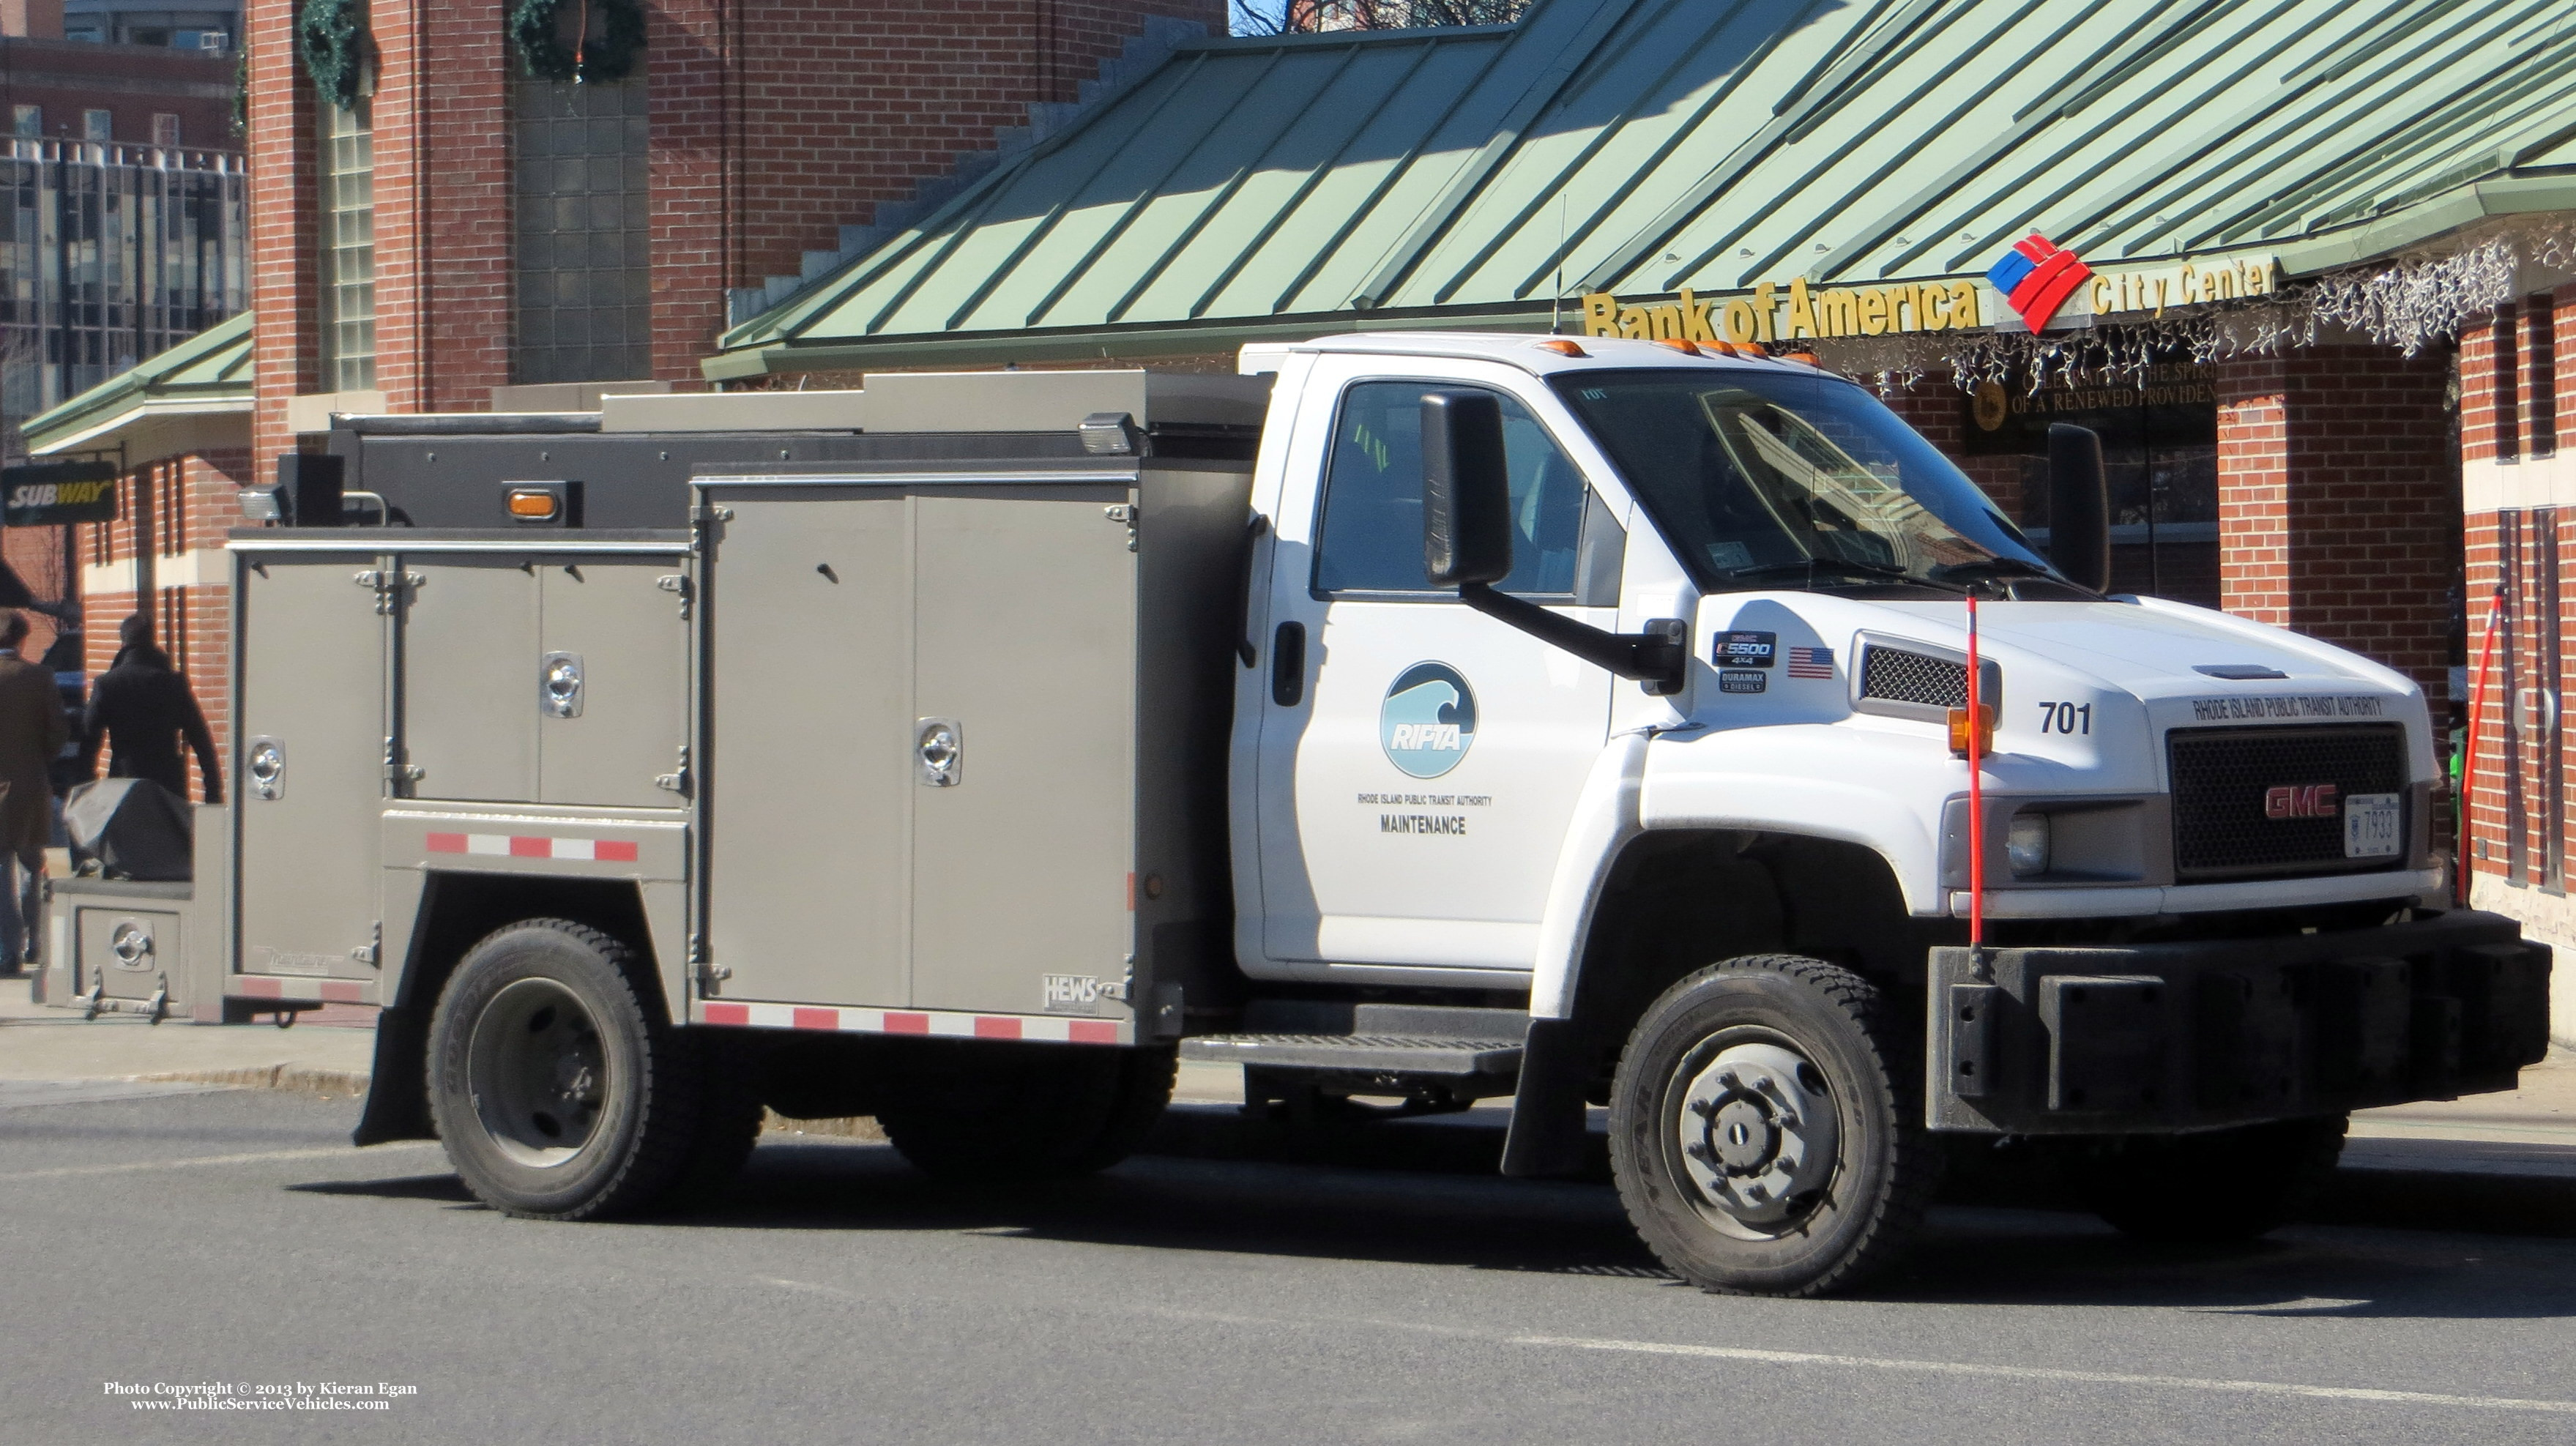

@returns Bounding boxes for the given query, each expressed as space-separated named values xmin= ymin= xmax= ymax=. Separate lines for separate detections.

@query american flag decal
xmin=1787 ymin=646 xmax=1834 ymax=679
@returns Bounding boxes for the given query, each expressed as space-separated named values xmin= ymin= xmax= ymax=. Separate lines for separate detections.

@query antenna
xmin=1551 ymin=193 xmax=1567 ymax=333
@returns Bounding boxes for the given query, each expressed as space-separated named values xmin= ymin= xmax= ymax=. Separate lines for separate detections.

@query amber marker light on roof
xmin=1533 ymin=338 xmax=1587 ymax=357
xmin=507 ymin=489 xmax=560 ymax=520
xmin=1656 ymin=338 xmax=1702 ymax=356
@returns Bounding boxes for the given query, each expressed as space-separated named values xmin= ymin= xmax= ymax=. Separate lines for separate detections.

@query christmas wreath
xmin=510 ymin=0 xmax=646 ymax=85
xmin=295 ymin=0 xmax=376 ymax=110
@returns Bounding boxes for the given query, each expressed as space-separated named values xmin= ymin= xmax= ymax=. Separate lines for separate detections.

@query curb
xmin=134 ymin=1066 xmax=371 ymax=1098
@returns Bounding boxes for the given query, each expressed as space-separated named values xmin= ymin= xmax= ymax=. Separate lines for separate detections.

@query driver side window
xmin=1312 ymin=381 xmax=1587 ymax=597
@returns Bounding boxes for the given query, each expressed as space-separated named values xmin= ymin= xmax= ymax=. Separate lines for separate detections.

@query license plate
xmin=2342 ymin=792 xmax=2401 ymax=859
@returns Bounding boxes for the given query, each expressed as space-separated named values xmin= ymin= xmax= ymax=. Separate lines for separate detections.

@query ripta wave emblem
xmin=1381 ymin=662 xmax=1476 ymax=779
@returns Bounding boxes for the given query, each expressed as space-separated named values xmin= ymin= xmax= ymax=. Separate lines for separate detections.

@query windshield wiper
xmin=1930 ymin=556 xmax=2055 ymax=581
xmin=1729 ymin=556 xmax=1909 ymax=583
xmin=1727 ymin=556 xmax=1971 ymax=595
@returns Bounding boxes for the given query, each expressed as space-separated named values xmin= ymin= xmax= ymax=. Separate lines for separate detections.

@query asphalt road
xmin=8 ymin=1084 xmax=2576 ymax=1445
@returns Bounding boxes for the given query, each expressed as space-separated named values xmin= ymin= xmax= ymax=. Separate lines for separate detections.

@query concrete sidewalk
xmin=7 ymin=975 xmax=2572 ymax=1177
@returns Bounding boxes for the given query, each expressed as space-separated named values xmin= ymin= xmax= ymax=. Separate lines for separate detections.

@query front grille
xmin=1861 ymin=646 xmax=1967 ymax=708
xmin=2168 ymin=725 xmax=2408 ymax=881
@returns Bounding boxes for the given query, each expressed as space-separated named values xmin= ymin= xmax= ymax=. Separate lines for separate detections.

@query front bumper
xmin=1927 ymin=909 xmax=2551 ymax=1134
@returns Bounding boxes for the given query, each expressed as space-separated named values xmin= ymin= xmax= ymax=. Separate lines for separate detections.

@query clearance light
xmin=1656 ymin=338 xmax=1703 ymax=357
xmin=1781 ymin=350 xmax=1823 ymax=368
xmin=507 ymin=488 xmax=560 ymax=521
xmin=1946 ymin=704 xmax=1995 ymax=759
xmin=1533 ymin=338 xmax=1587 ymax=357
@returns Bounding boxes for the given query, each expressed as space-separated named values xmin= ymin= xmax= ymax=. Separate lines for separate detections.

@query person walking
xmin=0 ymin=611 xmax=68 ymax=971
xmin=80 ymin=614 xmax=222 ymax=805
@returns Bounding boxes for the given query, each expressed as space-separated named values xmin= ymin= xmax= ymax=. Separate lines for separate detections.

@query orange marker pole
xmin=1965 ymin=593 xmax=1987 ymax=950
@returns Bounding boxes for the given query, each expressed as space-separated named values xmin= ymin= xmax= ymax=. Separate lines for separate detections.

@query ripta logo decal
xmin=1381 ymin=662 xmax=1476 ymax=779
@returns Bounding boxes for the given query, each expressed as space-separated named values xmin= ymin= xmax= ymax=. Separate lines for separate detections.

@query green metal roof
xmin=709 ymin=0 xmax=2576 ymax=379
xmin=23 ymin=310 xmax=253 ymax=457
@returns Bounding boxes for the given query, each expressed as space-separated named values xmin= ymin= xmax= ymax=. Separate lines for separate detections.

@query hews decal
xmin=1381 ymin=662 xmax=1476 ymax=779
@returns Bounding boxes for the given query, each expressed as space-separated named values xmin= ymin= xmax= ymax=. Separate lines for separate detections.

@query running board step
xmin=1179 ymin=1000 xmax=1528 ymax=1078
xmin=1179 ymin=1034 xmax=1523 ymax=1076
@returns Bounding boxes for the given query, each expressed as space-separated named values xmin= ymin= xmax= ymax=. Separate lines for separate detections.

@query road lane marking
xmin=0 ymin=1142 xmax=439 ymax=1182
xmin=1513 ymin=1335 xmax=2576 ymax=1415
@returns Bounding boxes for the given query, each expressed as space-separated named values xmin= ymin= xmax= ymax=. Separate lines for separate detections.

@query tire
xmin=669 ymin=1029 xmax=767 ymax=1207
xmin=2070 ymin=1114 xmax=2348 ymax=1244
xmin=1608 ymin=955 xmax=1938 ymax=1297
xmin=426 ymin=919 xmax=704 ymax=1220
xmin=876 ymin=1041 xmax=1175 ymax=1183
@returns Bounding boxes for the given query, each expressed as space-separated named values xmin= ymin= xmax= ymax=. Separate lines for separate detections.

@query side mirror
xmin=2046 ymin=422 xmax=2110 ymax=593
xmin=1421 ymin=391 xmax=1514 ymax=588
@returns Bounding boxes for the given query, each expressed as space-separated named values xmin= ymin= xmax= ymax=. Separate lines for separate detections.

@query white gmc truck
xmin=49 ymin=332 xmax=2548 ymax=1297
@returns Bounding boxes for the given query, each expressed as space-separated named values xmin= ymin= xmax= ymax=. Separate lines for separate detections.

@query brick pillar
xmin=2214 ymin=345 xmax=2459 ymax=709
xmin=372 ymin=0 xmax=514 ymax=414
xmin=246 ymin=0 xmax=322 ymax=485
xmin=2463 ymin=288 xmax=2576 ymax=1054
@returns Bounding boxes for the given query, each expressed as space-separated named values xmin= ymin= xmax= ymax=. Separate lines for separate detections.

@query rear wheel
xmin=426 ymin=919 xmax=703 ymax=1220
xmin=876 ymin=1041 xmax=1175 ymax=1183
xmin=1609 ymin=955 xmax=1938 ymax=1297
xmin=2070 ymin=1114 xmax=2348 ymax=1243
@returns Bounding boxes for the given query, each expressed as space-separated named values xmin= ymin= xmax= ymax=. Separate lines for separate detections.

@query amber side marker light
xmin=1656 ymin=337 xmax=1703 ymax=357
xmin=1533 ymin=338 xmax=1587 ymax=357
xmin=507 ymin=488 xmax=560 ymax=521
xmin=1947 ymin=704 xmax=1996 ymax=759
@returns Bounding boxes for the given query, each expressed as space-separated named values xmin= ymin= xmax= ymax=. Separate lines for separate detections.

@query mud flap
xmin=351 ymin=1006 xmax=435 ymax=1146
xmin=1501 ymin=1018 xmax=1593 ymax=1177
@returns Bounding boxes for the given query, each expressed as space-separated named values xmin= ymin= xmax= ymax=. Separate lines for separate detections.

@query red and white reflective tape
xmin=232 ymin=977 xmax=370 ymax=1004
xmin=425 ymin=832 xmax=639 ymax=862
xmin=696 ymin=999 xmax=1124 ymax=1046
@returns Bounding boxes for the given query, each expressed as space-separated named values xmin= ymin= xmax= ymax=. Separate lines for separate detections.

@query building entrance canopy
xmin=706 ymin=0 xmax=2576 ymax=381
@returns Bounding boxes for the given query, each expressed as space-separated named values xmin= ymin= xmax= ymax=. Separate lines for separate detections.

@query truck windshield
xmin=1549 ymin=368 xmax=2052 ymax=594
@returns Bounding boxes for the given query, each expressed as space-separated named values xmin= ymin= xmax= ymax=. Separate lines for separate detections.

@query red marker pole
xmin=1965 ymin=593 xmax=1987 ymax=951
xmin=2459 ymin=588 xmax=2505 ymax=908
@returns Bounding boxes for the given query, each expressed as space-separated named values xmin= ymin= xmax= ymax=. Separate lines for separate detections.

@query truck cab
xmin=177 ymin=334 xmax=2547 ymax=1297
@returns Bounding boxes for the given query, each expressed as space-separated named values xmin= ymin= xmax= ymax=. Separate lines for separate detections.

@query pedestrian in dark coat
xmin=0 ymin=611 xmax=67 ymax=966
xmin=81 ymin=614 xmax=221 ymax=804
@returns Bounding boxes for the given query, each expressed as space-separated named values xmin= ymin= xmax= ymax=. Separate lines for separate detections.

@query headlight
xmin=2006 ymin=813 xmax=2052 ymax=876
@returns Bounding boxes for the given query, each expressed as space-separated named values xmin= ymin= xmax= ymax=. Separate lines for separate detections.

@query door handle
xmin=1271 ymin=622 xmax=1306 ymax=707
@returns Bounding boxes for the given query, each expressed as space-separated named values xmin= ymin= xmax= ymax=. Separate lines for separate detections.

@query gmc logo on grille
xmin=2263 ymin=783 xmax=2340 ymax=820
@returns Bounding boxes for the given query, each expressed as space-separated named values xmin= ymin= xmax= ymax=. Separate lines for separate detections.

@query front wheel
xmin=1609 ymin=955 xmax=1939 ymax=1297
xmin=426 ymin=919 xmax=704 ymax=1220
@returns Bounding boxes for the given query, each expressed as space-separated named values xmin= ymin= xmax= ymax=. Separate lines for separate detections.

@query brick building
xmin=27 ymin=0 xmax=1224 ymax=800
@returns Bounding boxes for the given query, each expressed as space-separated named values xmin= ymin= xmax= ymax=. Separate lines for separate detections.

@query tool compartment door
xmin=234 ymin=551 xmax=387 ymax=982
xmin=401 ymin=556 xmax=537 ymax=802
xmin=909 ymin=484 xmax=1136 ymax=1015
xmin=538 ymin=556 xmax=689 ymax=807
xmin=702 ymin=487 xmax=912 ymax=1007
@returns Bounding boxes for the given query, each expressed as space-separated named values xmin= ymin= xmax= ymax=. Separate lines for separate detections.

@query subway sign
xmin=1 ymin=461 xmax=119 ymax=526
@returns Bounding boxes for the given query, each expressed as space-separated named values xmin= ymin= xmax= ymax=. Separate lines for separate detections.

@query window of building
xmin=82 ymin=110 xmax=113 ymax=142
xmin=1962 ymin=359 xmax=2221 ymax=605
xmin=2495 ymin=305 xmax=2523 ymax=465
xmin=150 ymin=113 xmax=180 ymax=147
xmin=11 ymin=106 xmax=38 ymax=138
xmin=2531 ymin=295 xmax=2559 ymax=461
xmin=319 ymin=103 xmax=377 ymax=392
xmin=511 ymin=76 xmax=648 ymax=385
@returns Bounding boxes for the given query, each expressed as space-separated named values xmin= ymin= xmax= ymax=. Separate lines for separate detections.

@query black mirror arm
xmin=1459 ymin=582 xmax=1687 ymax=694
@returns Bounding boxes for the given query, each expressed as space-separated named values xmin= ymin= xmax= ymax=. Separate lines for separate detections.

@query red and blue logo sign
xmin=1986 ymin=234 xmax=2092 ymax=332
